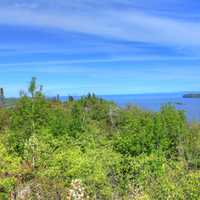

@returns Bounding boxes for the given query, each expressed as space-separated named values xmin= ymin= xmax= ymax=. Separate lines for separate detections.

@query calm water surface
xmin=100 ymin=93 xmax=200 ymax=122
xmin=62 ymin=93 xmax=200 ymax=121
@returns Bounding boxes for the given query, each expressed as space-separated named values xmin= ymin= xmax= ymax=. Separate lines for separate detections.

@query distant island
xmin=183 ymin=93 xmax=200 ymax=98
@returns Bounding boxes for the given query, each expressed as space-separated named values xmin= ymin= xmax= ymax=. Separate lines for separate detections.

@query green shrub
xmin=0 ymin=78 xmax=199 ymax=199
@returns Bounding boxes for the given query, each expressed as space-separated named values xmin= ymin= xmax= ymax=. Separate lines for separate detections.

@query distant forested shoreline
xmin=183 ymin=93 xmax=200 ymax=98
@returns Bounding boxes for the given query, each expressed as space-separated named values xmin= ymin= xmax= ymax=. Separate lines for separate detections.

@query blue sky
xmin=0 ymin=0 xmax=200 ymax=96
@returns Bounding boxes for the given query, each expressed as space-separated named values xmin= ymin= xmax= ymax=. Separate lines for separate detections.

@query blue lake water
xmin=100 ymin=93 xmax=200 ymax=122
xmin=61 ymin=93 xmax=200 ymax=121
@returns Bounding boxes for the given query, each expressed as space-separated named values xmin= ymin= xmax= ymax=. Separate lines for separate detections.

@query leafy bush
xmin=0 ymin=78 xmax=199 ymax=199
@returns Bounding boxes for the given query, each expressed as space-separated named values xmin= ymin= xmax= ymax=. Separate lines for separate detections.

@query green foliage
xmin=0 ymin=140 xmax=21 ymax=199
xmin=184 ymin=123 xmax=200 ymax=169
xmin=48 ymin=107 xmax=70 ymax=136
xmin=113 ymin=104 xmax=187 ymax=158
xmin=0 ymin=78 xmax=199 ymax=199
xmin=113 ymin=107 xmax=155 ymax=156
xmin=28 ymin=77 xmax=37 ymax=97
xmin=11 ymin=93 xmax=49 ymax=137
xmin=0 ymin=108 xmax=10 ymax=131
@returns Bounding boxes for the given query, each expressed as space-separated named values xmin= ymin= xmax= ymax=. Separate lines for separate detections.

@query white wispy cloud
xmin=0 ymin=1 xmax=200 ymax=48
xmin=14 ymin=2 xmax=39 ymax=9
xmin=1 ymin=58 xmax=200 ymax=81
xmin=0 ymin=55 xmax=200 ymax=69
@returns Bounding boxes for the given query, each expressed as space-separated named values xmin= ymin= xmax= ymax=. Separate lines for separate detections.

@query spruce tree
xmin=0 ymin=88 xmax=4 ymax=107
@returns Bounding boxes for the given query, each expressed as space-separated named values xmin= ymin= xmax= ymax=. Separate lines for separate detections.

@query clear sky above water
xmin=0 ymin=0 xmax=200 ymax=96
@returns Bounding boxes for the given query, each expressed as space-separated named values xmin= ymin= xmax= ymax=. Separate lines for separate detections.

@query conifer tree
xmin=0 ymin=88 xmax=5 ymax=107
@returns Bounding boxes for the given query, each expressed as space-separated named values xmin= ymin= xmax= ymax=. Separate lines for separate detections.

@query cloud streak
xmin=1 ymin=55 xmax=200 ymax=68
xmin=0 ymin=1 xmax=200 ymax=48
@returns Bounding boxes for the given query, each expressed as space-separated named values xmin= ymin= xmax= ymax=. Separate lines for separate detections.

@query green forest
xmin=0 ymin=78 xmax=199 ymax=200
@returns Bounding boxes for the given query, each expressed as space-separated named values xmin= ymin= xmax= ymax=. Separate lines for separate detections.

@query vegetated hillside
xmin=0 ymin=78 xmax=200 ymax=200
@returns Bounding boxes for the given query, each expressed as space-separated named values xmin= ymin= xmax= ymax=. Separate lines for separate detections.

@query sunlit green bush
xmin=0 ymin=78 xmax=199 ymax=199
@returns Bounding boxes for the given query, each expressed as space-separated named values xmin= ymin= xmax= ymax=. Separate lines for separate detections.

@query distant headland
xmin=183 ymin=93 xmax=200 ymax=98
